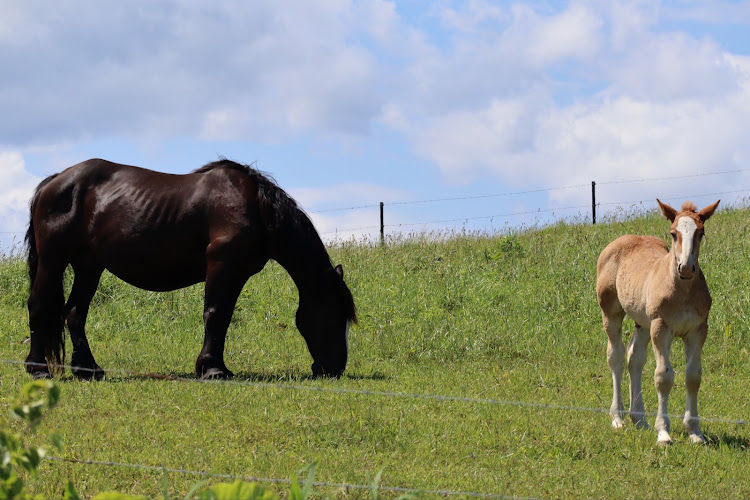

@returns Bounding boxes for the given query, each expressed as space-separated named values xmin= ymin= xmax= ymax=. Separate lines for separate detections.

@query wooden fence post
xmin=379 ymin=202 xmax=384 ymax=243
xmin=591 ymin=181 xmax=596 ymax=225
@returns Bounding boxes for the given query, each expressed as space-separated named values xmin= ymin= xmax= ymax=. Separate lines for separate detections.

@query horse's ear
xmin=656 ymin=199 xmax=677 ymax=222
xmin=334 ymin=264 xmax=344 ymax=279
xmin=698 ymin=200 xmax=720 ymax=222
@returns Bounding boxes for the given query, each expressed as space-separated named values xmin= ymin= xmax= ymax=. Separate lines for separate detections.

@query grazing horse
xmin=596 ymin=199 xmax=719 ymax=445
xmin=25 ymin=158 xmax=357 ymax=380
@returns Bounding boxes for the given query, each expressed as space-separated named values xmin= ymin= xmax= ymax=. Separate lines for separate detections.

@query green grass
xmin=1 ymin=205 xmax=749 ymax=499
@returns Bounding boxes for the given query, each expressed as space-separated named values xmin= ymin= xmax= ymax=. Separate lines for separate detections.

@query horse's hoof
xmin=31 ymin=370 xmax=52 ymax=380
xmin=73 ymin=366 xmax=106 ymax=381
xmin=200 ymin=368 xmax=233 ymax=380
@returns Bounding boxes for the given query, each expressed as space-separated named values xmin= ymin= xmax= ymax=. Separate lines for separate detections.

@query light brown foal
xmin=596 ymin=199 xmax=719 ymax=445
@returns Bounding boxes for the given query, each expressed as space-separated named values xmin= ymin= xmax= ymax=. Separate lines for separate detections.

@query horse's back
xmin=31 ymin=159 xmax=266 ymax=291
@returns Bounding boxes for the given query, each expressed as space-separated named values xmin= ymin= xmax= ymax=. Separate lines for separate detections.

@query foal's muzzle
xmin=678 ymin=263 xmax=696 ymax=280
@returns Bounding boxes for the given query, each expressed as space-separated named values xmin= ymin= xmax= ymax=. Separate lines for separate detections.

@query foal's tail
xmin=25 ymin=173 xmax=66 ymax=374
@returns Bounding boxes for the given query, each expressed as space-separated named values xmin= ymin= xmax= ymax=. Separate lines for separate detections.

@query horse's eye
xmin=670 ymin=232 xmax=677 ymax=240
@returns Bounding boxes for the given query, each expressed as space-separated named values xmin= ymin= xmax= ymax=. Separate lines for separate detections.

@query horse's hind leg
xmin=627 ymin=324 xmax=650 ymax=429
xmin=682 ymin=322 xmax=707 ymax=444
xmin=602 ymin=309 xmax=626 ymax=428
xmin=27 ymin=261 xmax=67 ymax=378
xmin=66 ymin=261 xmax=105 ymax=380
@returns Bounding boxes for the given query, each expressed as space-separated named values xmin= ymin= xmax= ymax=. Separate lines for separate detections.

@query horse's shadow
xmin=64 ymin=369 xmax=387 ymax=384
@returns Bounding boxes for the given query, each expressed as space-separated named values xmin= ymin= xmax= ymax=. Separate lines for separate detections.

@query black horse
xmin=25 ymin=158 xmax=356 ymax=380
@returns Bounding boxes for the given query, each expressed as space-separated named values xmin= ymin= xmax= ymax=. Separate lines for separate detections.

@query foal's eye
xmin=670 ymin=232 xmax=677 ymax=241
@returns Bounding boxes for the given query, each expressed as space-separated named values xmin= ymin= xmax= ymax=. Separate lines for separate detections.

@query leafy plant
xmin=1 ymin=380 xmax=61 ymax=500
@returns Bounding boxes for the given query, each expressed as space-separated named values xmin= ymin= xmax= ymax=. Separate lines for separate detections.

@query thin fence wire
xmin=319 ymin=185 xmax=750 ymax=235
xmin=46 ymin=456 xmax=533 ymax=500
xmin=309 ymin=168 xmax=750 ymax=214
xmin=2 ymin=170 xmax=749 ymax=239
xmin=2 ymin=360 xmax=746 ymax=426
xmin=3 ymin=168 xmax=749 ymax=498
xmin=596 ymin=169 xmax=750 ymax=186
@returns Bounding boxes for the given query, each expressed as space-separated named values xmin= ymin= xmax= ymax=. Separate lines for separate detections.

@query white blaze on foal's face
xmin=673 ymin=215 xmax=700 ymax=279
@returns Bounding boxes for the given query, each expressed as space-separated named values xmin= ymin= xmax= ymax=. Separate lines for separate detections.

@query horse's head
xmin=657 ymin=199 xmax=720 ymax=280
xmin=296 ymin=264 xmax=357 ymax=379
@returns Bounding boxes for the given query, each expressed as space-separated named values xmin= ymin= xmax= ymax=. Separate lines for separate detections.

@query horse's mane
xmin=194 ymin=159 xmax=306 ymax=231
xmin=194 ymin=159 xmax=357 ymax=323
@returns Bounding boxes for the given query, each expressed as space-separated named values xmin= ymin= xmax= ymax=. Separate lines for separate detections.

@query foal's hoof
xmin=656 ymin=429 xmax=673 ymax=446
xmin=200 ymin=368 xmax=233 ymax=380
xmin=688 ymin=433 xmax=707 ymax=445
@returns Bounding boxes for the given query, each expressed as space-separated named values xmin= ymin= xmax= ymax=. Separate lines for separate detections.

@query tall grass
xmin=0 ymin=204 xmax=748 ymax=499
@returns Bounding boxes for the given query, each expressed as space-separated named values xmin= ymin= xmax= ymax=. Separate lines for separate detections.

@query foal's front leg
xmin=651 ymin=319 xmax=674 ymax=445
xmin=682 ymin=322 xmax=708 ymax=444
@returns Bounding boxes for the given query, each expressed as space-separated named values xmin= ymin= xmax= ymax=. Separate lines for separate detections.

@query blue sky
xmin=2 ymin=0 xmax=750 ymax=246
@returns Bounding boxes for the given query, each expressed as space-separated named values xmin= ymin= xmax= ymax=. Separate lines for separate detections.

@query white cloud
xmin=0 ymin=152 xmax=42 ymax=247
xmin=517 ymin=1 xmax=604 ymax=66
xmin=2 ymin=0 xmax=750 ymax=230
xmin=661 ymin=0 xmax=750 ymax=24
xmin=385 ymin=0 xmax=750 ymax=212
xmin=0 ymin=1 xmax=384 ymax=148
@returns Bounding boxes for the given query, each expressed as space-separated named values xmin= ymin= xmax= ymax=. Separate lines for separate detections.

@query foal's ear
xmin=698 ymin=200 xmax=720 ymax=222
xmin=334 ymin=264 xmax=344 ymax=279
xmin=656 ymin=199 xmax=677 ymax=222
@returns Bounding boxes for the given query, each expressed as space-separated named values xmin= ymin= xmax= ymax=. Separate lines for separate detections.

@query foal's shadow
xmin=704 ymin=433 xmax=750 ymax=450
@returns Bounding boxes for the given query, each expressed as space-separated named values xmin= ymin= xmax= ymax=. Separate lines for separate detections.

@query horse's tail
xmin=25 ymin=173 xmax=66 ymax=374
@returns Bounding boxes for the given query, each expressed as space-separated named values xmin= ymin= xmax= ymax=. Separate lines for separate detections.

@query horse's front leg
xmin=196 ymin=259 xmax=247 ymax=380
xmin=651 ymin=318 xmax=674 ymax=445
xmin=627 ymin=324 xmax=650 ymax=429
xmin=682 ymin=321 xmax=708 ymax=444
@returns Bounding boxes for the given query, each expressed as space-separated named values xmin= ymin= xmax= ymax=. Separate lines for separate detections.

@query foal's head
xmin=657 ymin=199 xmax=720 ymax=280
xmin=296 ymin=264 xmax=357 ymax=378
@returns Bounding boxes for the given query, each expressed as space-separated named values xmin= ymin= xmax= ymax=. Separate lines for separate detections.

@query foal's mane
xmin=680 ymin=201 xmax=698 ymax=213
xmin=195 ymin=159 xmax=357 ymax=323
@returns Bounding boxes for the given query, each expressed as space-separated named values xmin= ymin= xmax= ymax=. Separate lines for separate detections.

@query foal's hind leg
xmin=66 ymin=262 xmax=105 ymax=380
xmin=627 ymin=324 xmax=650 ymax=429
xmin=602 ymin=310 xmax=626 ymax=428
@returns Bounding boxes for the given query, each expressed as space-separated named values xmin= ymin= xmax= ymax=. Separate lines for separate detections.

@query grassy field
xmin=1 ymin=203 xmax=749 ymax=499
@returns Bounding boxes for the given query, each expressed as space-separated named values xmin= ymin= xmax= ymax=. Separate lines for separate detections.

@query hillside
xmin=1 ymin=204 xmax=748 ymax=499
